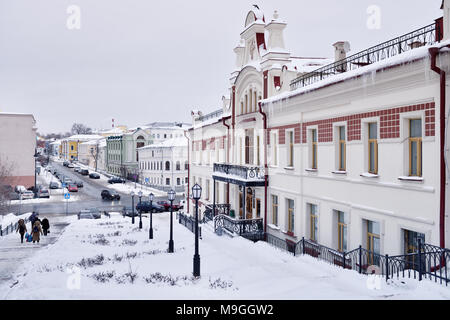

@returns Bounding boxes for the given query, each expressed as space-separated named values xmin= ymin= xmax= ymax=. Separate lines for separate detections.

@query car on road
xmin=136 ymin=201 xmax=165 ymax=213
xmin=80 ymin=169 xmax=89 ymax=176
xmin=108 ymin=177 xmax=126 ymax=184
xmin=75 ymin=181 xmax=84 ymax=188
xmin=89 ymin=172 xmax=100 ymax=179
xmin=78 ymin=208 xmax=101 ymax=220
xmin=20 ymin=190 xmax=35 ymax=200
xmin=67 ymin=163 xmax=74 ymax=168
xmin=74 ymin=167 xmax=80 ymax=173
xmin=157 ymin=200 xmax=181 ymax=211
xmin=38 ymin=188 xmax=50 ymax=198
xmin=101 ymin=189 xmax=120 ymax=201
xmin=49 ymin=182 xmax=60 ymax=189
xmin=14 ymin=185 xmax=27 ymax=193
xmin=68 ymin=184 xmax=78 ymax=192
xmin=63 ymin=161 xmax=69 ymax=167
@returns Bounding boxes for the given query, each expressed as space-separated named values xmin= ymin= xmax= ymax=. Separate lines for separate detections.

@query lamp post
xmin=192 ymin=183 xmax=202 ymax=277
xmin=168 ymin=189 xmax=176 ymax=253
xmin=131 ymin=191 xmax=135 ymax=224
xmin=149 ymin=193 xmax=154 ymax=239
xmin=34 ymin=149 xmax=38 ymax=198
xmin=138 ymin=191 xmax=143 ymax=229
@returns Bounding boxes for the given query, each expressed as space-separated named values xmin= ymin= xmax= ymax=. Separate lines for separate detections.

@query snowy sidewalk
xmin=0 ymin=215 xmax=71 ymax=287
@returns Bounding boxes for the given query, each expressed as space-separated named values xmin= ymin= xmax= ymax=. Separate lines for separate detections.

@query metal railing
xmin=177 ymin=212 xmax=202 ymax=239
xmin=213 ymin=163 xmax=265 ymax=180
xmin=0 ymin=216 xmax=30 ymax=237
xmin=290 ymin=22 xmax=439 ymax=90
xmin=198 ymin=109 xmax=223 ymax=123
xmin=213 ymin=214 xmax=263 ymax=240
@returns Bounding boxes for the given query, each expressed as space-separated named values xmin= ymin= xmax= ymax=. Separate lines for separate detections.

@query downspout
xmin=429 ymin=46 xmax=449 ymax=248
xmin=222 ymin=116 xmax=231 ymax=205
xmin=184 ymin=130 xmax=190 ymax=214
xmin=258 ymin=102 xmax=268 ymax=234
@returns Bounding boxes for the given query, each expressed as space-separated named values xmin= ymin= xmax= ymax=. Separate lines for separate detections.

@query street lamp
xmin=131 ymin=191 xmax=135 ymax=224
xmin=138 ymin=191 xmax=143 ymax=229
xmin=149 ymin=192 xmax=154 ymax=239
xmin=168 ymin=189 xmax=176 ymax=253
xmin=34 ymin=149 xmax=38 ymax=198
xmin=192 ymin=183 xmax=202 ymax=277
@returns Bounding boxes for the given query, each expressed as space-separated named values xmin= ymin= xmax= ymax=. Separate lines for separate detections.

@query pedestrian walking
xmin=41 ymin=217 xmax=50 ymax=236
xmin=15 ymin=219 xmax=27 ymax=243
xmin=29 ymin=212 xmax=37 ymax=231
xmin=31 ymin=220 xmax=43 ymax=244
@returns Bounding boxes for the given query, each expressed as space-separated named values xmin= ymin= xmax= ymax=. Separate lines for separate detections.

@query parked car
xmin=75 ymin=181 xmax=84 ymax=188
xmin=68 ymin=184 xmax=78 ymax=192
xmin=101 ymin=190 xmax=120 ymax=201
xmin=78 ymin=208 xmax=101 ymax=220
xmin=157 ymin=200 xmax=180 ymax=211
xmin=63 ymin=161 xmax=69 ymax=167
xmin=74 ymin=167 xmax=80 ymax=173
xmin=38 ymin=188 xmax=50 ymax=198
xmin=20 ymin=190 xmax=35 ymax=200
xmin=49 ymin=182 xmax=60 ymax=189
xmin=8 ymin=192 xmax=20 ymax=200
xmin=122 ymin=206 xmax=138 ymax=217
xmin=108 ymin=177 xmax=126 ymax=184
xmin=89 ymin=173 xmax=100 ymax=179
xmin=67 ymin=163 xmax=74 ymax=168
xmin=136 ymin=201 xmax=165 ymax=213
xmin=80 ymin=169 xmax=89 ymax=176
xmin=14 ymin=185 xmax=27 ymax=193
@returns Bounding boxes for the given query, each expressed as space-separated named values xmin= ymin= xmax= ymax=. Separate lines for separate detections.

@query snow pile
xmin=1 ymin=214 xmax=449 ymax=300
xmin=0 ymin=213 xmax=31 ymax=229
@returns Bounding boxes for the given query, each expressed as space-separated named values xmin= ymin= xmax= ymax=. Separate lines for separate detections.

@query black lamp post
xmin=131 ymin=191 xmax=135 ymax=224
xmin=138 ymin=191 xmax=143 ymax=229
xmin=149 ymin=192 xmax=154 ymax=239
xmin=168 ymin=189 xmax=176 ymax=253
xmin=192 ymin=183 xmax=202 ymax=277
xmin=34 ymin=149 xmax=38 ymax=198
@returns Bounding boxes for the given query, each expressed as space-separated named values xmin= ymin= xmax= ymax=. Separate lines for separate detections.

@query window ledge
xmin=305 ymin=168 xmax=318 ymax=172
xmin=267 ymin=224 xmax=280 ymax=231
xmin=332 ymin=170 xmax=347 ymax=175
xmin=284 ymin=166 xmax=295 ymax=171
xmin=282 ymin=230 xmax=296 ymax=238
xmin=398 ymin=176 xmax=424 ymax=182
xmin=360 ymin=172 xmax=379 ymax=178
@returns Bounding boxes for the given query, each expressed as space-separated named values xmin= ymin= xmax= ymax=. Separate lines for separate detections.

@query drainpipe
xmin=258 ymin=102 xmax=268 ymax=234
xmin=429 ymin=46 xmax=450 ymax=248
xmin=184 ymin=130 xmax=190 ymax=214
xmin=222 ymin=116 xmax=231 ymax=205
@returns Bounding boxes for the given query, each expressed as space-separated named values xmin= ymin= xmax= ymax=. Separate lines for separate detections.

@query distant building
xmin=0 ymin=113 xmax=37 ymax=188
xmin=78 ymin=137 xmax=106 ymax=170
xmin=137 ymin=136 xmax=188 ymax=192
xmin=142 ymin=122 xmax=190 ymax=145
xmin=61 ymin=134 xmax=103 ymax=161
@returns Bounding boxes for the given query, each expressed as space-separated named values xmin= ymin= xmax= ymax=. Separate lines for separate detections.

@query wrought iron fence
xmin=254 ymin=233 xmax=449 ymax=286
xmin=290 ymin=22 xmax=439 ymax=90
xmin=0 ymin=216 xmax=30 ymax=237
xmin=177 ymin=212 xmax=202 ymax=239
xmin=213 ymin=163 xmax=265 ymax=180
xmin=213 ymin=214 xmax=263 ymax=239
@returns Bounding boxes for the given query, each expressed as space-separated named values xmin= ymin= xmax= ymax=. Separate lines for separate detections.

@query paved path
xmin=0 ymin=215 xmax=70 ymax=287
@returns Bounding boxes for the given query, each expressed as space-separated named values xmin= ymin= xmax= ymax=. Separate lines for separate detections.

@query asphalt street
xmin=7 ymin=161 xmax=184 ymax=216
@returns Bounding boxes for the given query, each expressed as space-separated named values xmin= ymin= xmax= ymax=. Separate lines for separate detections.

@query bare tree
xmin=71 ymin=123 xmax=93 ymax=135
xmin=0 ymin=159 xmax=13 ymax=214
xmin=89 ymin=143 xmax=99 ymax=172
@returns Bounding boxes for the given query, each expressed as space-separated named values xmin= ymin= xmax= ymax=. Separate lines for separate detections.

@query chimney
xmin=333 ymin=41 xmax=351 ymax=72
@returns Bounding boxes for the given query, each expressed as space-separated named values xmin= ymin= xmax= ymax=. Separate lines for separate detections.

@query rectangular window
xmin=311 ymin=129 xmax=317 ymax=169
xmin=272 ymin=195 xmax=278 ymax=226
xmin=368 ymin=123 xmax=378 ymax=174
xmin=409 ymin=119 xmax=422 ymax=177
xmin=338 ymin=126 xmax=346 ymax=171
xmin=309 ymin=203 xmax=318 ymax=242
xmin=287 ymin=199 xmax=295 ymax=233
xmin=165 ymin=178 xmax=170 ymax=185
xmin=272 ymin=132 xmax=278 ymax=166
xmin=367 ymin=220 xmax=380 ymax=265
xmin=256 ymin=135 xmax=260 ymax=166
xmin=288 ymin=131 xmax=294 ymax=167
xmin=337 ymin=211 xmax=347 ymax=252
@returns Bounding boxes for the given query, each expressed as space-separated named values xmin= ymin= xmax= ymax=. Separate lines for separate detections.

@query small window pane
xmin=411 ymin=141 xmax=418 ymax=175
xmin=339 ymin=126 xmax=345 ymax=140
xmin=410 ymin=119 xmax=422 ymax=138
xmin=312 ymin=129 xmax=317 ymax=142
xmin=369 ymin=123 xmax=377 ymax=139
xmin=368 ymin=221 xmax=380 ymax=235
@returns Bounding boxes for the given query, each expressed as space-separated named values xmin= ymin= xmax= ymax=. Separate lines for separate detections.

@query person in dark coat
xmin=15 ymin=219 xmax=27 ymax=243
xmin=29 ymin=212 xmax=37 ymax=231
xmin=41 ymin=218 xmax=50 ymax=236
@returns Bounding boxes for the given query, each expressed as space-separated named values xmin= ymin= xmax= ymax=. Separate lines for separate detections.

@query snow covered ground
xmin=1 ymin=213 xmax=449 ymax=300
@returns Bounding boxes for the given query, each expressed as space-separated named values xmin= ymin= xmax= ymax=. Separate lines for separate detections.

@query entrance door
xmin=246 ymin=193 xmax=252 ymax=219
xmin=239 ymin=192 xmax=243 ymax=219
xmin=404 ymin=230 xmax=425 ymax=270
xmin=256 ymin=199 xmax=261 ymax=218
xmin=367 ymin=221 xmax=380 ymax=266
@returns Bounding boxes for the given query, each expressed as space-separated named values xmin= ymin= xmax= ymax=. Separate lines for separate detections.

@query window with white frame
xmin=337 ymin=126 xmax=346 ymax=171
xmin=271 ymin=131 xmax=278 ymax=166
xmin=368 ymin=122 xmax=378 ymax=174
xmin=308 ymin=203 xmax=318 ymax=242
xmin=287 ymin=130 xmax=294 ymax=167
xmin=286 ymin=199 xmax=295 ymax=234
xmin=272 ymin=195 xmax=278 ymax=226
xmin=309 ymin=128 xmax=318 ymax=169
xmin=409 ymin=119 xmax=422 ymax=177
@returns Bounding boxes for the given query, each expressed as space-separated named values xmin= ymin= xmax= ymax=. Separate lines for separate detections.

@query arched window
xmin=176 ymin=161 xmax=180 ymax=171
xmin=165 ymin=161 xmax=170 ymax=171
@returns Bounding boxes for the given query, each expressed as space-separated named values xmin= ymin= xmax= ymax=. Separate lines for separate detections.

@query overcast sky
xmin=0 ymin=0 xmax=442 ymax=134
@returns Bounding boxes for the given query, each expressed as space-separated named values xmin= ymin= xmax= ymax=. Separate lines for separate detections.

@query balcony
xmin=212 ymin=163 xmax=266 ymax=186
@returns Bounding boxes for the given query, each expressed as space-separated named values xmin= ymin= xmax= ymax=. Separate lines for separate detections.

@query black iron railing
xmin=0 ymin=216 xmax=30 ymax=237
xmin=255 ymin=233 xmax=449 ymax=286
xmin=177 ymin=212 xmax=202 ymax=239
xmin=213 ymin=214 xmax=263 ymax=240
xmin=213 ymin=163 xmax=265 ymax=180
xmin=290 ymin=22 xmax=439 ymax=90
xmin=198 ymin=109 xmax=223 ymax=123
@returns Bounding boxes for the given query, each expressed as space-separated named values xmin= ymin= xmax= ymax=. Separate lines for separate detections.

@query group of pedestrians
xmin=15 ymin=212 xmax=50 ymax=244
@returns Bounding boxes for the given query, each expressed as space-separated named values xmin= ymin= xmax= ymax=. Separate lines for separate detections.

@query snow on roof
xmin=262 ymin=41 xmax=448 ymax=106
xmin=80 ymin=137 xmax=106 ymax=145
xmin=286 ymin=57 xmax=334 ymax=74
xmin=65 ymin=134 xmax=104 ymax=141
xmin=139 ymin=136 xmax=187 ymax=150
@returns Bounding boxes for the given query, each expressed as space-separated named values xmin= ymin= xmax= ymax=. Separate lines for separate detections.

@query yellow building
xmin=61 ymin=135 xmax=103 ymax=161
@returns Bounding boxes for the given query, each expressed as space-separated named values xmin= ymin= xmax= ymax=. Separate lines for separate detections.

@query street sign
xmin=62 ymin=183 xmax=66 ymax=188
xmin=64 ymin=193 xmax=70 ymax=200
xmin=145 ymin=178 xmax=149 ymax=184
